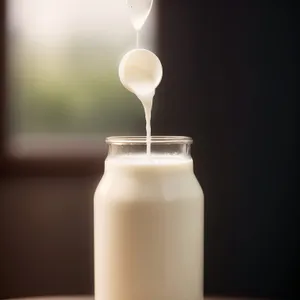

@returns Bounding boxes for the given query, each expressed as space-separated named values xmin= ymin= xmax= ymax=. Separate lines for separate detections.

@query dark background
xmin=0 ymin=0 xmax=298 ymax=299
xmin=155 ymin=0 xmax=298 ymax=299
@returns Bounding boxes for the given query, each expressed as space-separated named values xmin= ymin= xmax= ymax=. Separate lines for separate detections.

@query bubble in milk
xmin=126 ymin=0 xmax=153 ymax=31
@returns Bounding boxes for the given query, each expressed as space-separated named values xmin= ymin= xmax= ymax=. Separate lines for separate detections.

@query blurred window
xmin=7 ymin=0 xmax=156 ymax=157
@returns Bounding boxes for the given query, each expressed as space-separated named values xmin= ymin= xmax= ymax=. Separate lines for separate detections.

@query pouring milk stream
xmin=119 ymin=49 xmax=163 ymax=155
xmin=120 ymin=0 xmax=162 ymax=155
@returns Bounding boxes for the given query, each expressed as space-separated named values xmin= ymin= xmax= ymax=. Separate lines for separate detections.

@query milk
xmin=125 ymin=0 xmax=156 ymax=152
xmin=94 ymin=155 xmax=204 ymax=300
xmin=137 ymin=92 xmax=153 ymax=155
xmin=94 ymin=2 xmax=204 ymax=300
xmin=126 ymin=0 xmax=154 ymax=47
xmin=118 ymin=49 xmax=162 ymax=155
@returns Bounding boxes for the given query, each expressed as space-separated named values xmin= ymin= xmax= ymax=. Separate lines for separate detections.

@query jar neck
xmin=106 ymin=136 xmax=193 ymax=157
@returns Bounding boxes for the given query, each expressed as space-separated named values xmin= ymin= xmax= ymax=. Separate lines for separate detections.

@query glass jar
xmin=94 ymin=136 xmax=204 ymax=300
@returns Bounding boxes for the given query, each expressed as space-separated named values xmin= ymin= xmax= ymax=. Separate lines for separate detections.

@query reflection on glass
xmin=7 ymin=0 xmax=156 ymax=154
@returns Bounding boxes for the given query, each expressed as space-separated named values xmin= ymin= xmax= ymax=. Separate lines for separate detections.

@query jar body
xmin=94 ymin=137 xmax=204 ymax=300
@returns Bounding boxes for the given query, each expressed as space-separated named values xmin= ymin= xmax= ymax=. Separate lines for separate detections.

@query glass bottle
xmin=94 ymin=136 xmax=204 ymax=300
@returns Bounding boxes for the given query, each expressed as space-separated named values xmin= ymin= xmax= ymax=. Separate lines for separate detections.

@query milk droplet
xmin=126 ymin=0 xmax=153 ymax=31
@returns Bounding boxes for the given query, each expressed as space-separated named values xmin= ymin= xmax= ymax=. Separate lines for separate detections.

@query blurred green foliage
xmin=9 ymin=39 xmax=145 ymax=135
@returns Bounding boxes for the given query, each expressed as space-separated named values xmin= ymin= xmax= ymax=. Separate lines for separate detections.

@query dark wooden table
xmin=8 ymin=296 xmax=268 ymax=300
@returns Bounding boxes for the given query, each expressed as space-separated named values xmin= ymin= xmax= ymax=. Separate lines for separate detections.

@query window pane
xmin=7 ymin=0 xmax=156 ymax=155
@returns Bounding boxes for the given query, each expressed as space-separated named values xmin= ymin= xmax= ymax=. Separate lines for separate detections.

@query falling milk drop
xmin=126 ymin=0 xmax=153 ymax=47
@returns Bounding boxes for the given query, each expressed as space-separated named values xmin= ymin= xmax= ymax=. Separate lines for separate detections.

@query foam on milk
xmin=106 ymin=153 xmax=193 ymax=168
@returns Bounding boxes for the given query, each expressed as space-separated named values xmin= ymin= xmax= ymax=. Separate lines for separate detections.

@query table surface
xmin=7 ymin=296 xmax=269 ymax=300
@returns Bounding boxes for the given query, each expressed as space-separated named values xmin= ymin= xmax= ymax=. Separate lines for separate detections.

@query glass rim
xmin=106 ymin=136 xmax=193 ymax=145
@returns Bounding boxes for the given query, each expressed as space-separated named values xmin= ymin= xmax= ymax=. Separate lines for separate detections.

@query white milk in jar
xmin=94 ymin=137 xmax=204 ymax=300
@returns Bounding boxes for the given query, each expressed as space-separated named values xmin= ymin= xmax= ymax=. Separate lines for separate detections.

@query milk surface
xmin=94 ymin=155 xmax=204 ymax=300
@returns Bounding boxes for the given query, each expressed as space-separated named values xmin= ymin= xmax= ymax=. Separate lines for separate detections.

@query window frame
xmin=0 ymin=1 xmax=106 ymax=177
